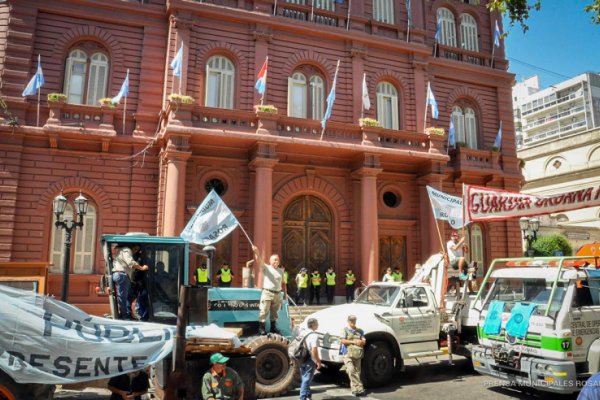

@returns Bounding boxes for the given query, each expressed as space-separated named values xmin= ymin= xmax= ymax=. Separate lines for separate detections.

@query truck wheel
xmin=0 ymin=370 xmax=54 ymax=400
xmin=361 ymin=341 xmax=394 ymax=388
xmin=245 ymin=334 xmax=299 ymax=398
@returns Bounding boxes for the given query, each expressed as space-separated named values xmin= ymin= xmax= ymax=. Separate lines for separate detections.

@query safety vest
xmin=220 ymin=268 xmax=232 ymax=283
xmin=297 ymin=273 xmax=308 ymax=288
xmin=311 ymin=273 xmax=321 ymax=286
xmin=345 ymin=273 xmax=356 ymax=286
xmin=283 ymin=270 xmax=288 ymax=284
xmin=196 ymin=268 xmax=208 ymax=283
xmin=325 ymin=272 xmax=336 ymax=286
xmin=392 ymin=271 xmax=403 ymax=282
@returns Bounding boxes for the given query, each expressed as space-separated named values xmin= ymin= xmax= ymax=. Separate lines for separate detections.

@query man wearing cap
xmin=345 ymin=268 xmax=356 ymax=303
xmin=447 ymin=231 xmax=466 ymax=293
xmin=324 ymin=266 xmax=336 ymax=305
xmin=195 ymin=263 xmax=211 ymax=287
xmin=252 ymin=245 xmax=287 ymax=335
xmin=340 ymin=315 xmax=366 ymax=396
xmin=201 ymin=353 xmax=244 ymax=400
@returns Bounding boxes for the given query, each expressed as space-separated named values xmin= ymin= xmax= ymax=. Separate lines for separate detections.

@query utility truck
xmin=472 ymin=254 xmax=600 ymax=394
xmin=303 ymin=253 xmax=483 ymax=388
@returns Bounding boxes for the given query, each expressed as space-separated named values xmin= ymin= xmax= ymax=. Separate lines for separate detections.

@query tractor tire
xmin=0 ymin=370 xmax=54 ymax=400
xmin=361 ymin=340 xmax=395 ymax=388
xmin=245 ymin=334 xmax=299 ymax=398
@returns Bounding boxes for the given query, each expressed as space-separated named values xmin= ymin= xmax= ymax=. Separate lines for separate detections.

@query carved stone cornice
xmin=253 ymin=30 xmax=273 ymax=43
xmin=350 ymin=47 xmax=367 ymax=59
xmin=170 ymin=14 xmax=194 ymax=30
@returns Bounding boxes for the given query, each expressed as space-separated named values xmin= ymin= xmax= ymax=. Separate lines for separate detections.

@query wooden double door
xmin=379 ymin=236 xmax=407 ymax=280
xmin=282 ymin=195 xmax=334 ymax=295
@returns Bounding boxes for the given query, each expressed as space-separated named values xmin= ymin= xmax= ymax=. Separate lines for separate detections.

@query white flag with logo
xmin=181 ymin=190 xmax=239 ymax=245
xmin=426 ymin=185 xmax=468 ymax=229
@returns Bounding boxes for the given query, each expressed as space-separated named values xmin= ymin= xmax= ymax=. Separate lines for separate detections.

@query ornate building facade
xmin=0 ymin=0 xmax=521 ymax=312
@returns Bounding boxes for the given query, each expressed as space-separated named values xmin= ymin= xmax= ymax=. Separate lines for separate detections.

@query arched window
xmin=376 ymin=82 xmax=399 ymax=130
xmin=287 ymin=68 xmax=325 ymax=120
xmin=205 ymin=56 xmax=235 ymax=109
xmin=437 ymin=8 xmax=457 ymax=47
xmin=49 ymin=201 xmax=97 ymax=274
xmin=374 ymin=0 xmax=395 ymax=24
xmin=451 ymin=105 xmax=478 ymax=148
xmin=64 ymin=48 xmax=109 ymax=105
xmin=460 ymin=13 xmax=479 ymax=51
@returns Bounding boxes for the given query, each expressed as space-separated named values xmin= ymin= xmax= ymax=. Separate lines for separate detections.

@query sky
xmin=503 ymin=0 xmax=600 ymax=89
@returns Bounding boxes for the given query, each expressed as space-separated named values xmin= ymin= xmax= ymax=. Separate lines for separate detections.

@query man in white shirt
xmin=252 ymin=245 xmax=287 ymax=335
xmin=112 ymin=244 xmax=149 ymax=320
xmin=446 ymin=231 xmax=466 ymax=293
xmin=299 ymin=318 xmax=321 ymax=400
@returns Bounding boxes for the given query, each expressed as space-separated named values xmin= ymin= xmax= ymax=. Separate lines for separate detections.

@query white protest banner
xmin=465 ymin=184 xmax=600 ymax=222
xmin=0 ymin=285 xmax=175 ymax=384
xmin=426 ymin=185 xmax=468 ymax=229
xmin=180 ymin=189 xmax=240 ymax=245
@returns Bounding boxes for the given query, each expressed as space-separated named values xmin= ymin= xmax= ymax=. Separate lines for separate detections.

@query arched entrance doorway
xmin=282 ymin=195 xmax=334 ymax=296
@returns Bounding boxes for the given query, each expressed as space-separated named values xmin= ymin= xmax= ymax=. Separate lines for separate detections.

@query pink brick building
xmin=0 ymin=0 xmax=522 ymax=312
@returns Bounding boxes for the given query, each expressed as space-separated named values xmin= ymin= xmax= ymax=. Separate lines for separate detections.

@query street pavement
xmin=54 ymin=356 xmax=579 ymax=399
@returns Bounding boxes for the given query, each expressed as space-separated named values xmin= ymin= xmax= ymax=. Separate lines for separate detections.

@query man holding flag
xmin=252 ymin=245 xmax=287 ymax=335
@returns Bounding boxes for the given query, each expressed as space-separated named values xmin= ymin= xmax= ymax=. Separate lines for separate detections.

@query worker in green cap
xmin=201 ymin=352 xmax=244 ymax=400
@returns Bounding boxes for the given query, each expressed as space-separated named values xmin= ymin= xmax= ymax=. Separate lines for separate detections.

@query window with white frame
xmin=464 ymin=223 xmax=485 ymax=277
xmin=437 ymin=7 xmax=457 ymax=47
xmin=285 ymin=0 xmax=306 ymax=4
xmin=49 ymin=202 xmax=97 ymax=274
xmin=287 ymin=68 xmax=325 ymax=120
xmin=205 ymin=56 xmax=235 ymax=109
xmin=315 ymin=0 xmax=334 ymax=11
xmin=374 ymin=0 xmax=394 ymax=24
xmin=451 ymin=105 xmax=478 ymax=148
xmin=376 ymin=82 xmax=399 ymax=130
xmin=63 ymin=48 xmax=109 ymax=105
xmin=460 ymin=13 xmax=479 ymax=51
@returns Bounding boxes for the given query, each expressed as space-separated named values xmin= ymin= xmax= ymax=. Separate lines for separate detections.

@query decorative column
xmin=161 ymin=134 xmax=191 ymax=236
xmin=249 ymin=143 xmax=278 ymax=288
xmin=417 ymin=165 xmax=445 ymax=257
xmin=412 ymin=57 xmax=428 ymax=133
xmin=351 ymin=46 xmax=367 ymax=123
xmin=354 ymin=155 xmax=382 ymax=284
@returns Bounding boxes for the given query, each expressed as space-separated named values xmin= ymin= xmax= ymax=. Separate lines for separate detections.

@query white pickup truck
xmin=303 ymin=254 xmax=482 ymax=387
xmin=472 ymin=255 xmax=600 ymax=394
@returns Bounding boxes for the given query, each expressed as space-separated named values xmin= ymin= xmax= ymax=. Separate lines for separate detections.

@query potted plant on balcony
xmin=359 ymin=117 xmax=380 ymax=128
xmin=425 ymin=127 xmax=445 ymax=136
xmin=46 ymin=93 xmax=67 ymax=126
xmin=167 ymin=94 xmax=195 ymax=126
xmin=255 ymin=104 xmax=278 ymax=114
xmin=254 ymin=104 xmax=279 ymax=135
xmin=98 ymin=98 xmax=116 ymax=108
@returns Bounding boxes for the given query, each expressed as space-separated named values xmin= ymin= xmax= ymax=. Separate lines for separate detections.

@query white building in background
xmin=515 ymin=72 xmax=600 ymax=251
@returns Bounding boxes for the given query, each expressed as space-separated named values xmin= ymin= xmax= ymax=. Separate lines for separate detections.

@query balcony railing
xmin=524 ymin=105 xmax=586 ymax=130
xmin=521 ymin=90 xmax=584 ymax=117
xmin=522 ymin=120 xmax=588 ymax=146
xmin=448 ymin=146 xmax=502 ymax=172
xmin=437 ymin=45 xmax=491 ymax=67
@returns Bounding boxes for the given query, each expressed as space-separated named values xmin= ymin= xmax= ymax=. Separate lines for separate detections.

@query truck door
xmin=391 ymin=286 xmax=440 ymax=342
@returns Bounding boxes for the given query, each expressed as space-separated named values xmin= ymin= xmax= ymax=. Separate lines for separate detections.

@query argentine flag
xmin=426 ymin=82 xmax=439 ymax=119
xmin=494 ymin=20 xmax=501 ymax=47
xmin=321 ymin=61 xmax=340 ymax=130
xmin=494 ymin=121 xmax=503 ymax=150
xmin=448 ymin=119 xmax=456 ymax=148
xmin=111 ymin=70 xmax=129 ymax=105
xmin=22 ymin=55 xmax=45 ymax=97
xmin=171 ymin=44 xmax=183 ymax=77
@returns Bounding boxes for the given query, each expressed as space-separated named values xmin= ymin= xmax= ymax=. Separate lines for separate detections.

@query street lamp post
xmin=53 ymin=191 xmax=88 ymax=302
xmin=519 ymin=217 xmax=540 ymax=257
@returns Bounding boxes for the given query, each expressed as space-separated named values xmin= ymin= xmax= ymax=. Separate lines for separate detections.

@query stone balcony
xmin=447 ymin=146 xmax=503 ymax=177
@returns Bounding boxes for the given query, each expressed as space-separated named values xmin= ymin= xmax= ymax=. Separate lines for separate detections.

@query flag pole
xmin=346 ymin=0 xmax=352 ymax=30
xmin=238 ymin=222 xmax=255 ymax=248
xmin=36 ymin=86 xmax=40 ymax=127
xmin=490 ymin=45 xmax=496 ymax=69
xmin=273 ymin=0 xmax=278 ymax=16
xmin=310 ymin=0 xmax=315 ymax=21
xmin=361 ymin=72 xmax=365 ymax=119
xmin=407 ymin=24 xmax=410 ymax=43
xmin=423 ymin=82 xmax=429 ymax=133
xmin=123 ymin=95 xmax=127 ymax=135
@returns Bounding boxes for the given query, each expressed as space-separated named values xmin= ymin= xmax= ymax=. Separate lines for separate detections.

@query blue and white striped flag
xmin=111 ymin=69 xmax=129 ymax=105
xmin=426 ymin=82 xmax=439 ymax=119
xmin=181 ymin=190 xmax=240 ymax=246
xmin=406 ymin=0 xmax=412 ymax=27
xmin=448 ymin=119 xmax=456 ymax=148
xmin=494 ymin=20 xmax=502 ymax=47
xmin=494 ymin=121 xmax=503 ymax=150
xmin=321 ymin=60 xmax=340 ymax=130
xmin=170 ymin=43 xmax=183 ymax=77
xmin=434 ymin=18 xmax=441 ymax=42
xmin=22 ymin=55 xmax=45 ymax=97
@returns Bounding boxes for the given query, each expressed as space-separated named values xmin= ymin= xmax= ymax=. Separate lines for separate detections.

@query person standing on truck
xmin=108 ymin=369 xmax=149 ymax=400
xmin=382 ymin=268 xmax=394 ymax=282
xmin=195 ymin=263 xmax=211 ymax=287
xmin=252 ymin=245 xmax=286 ymax=335
xmin=216 ymin=262 xmax=234 ymax=287
xmin=299 ymin=317 xmax=321 ymax=400
xmin=201 ymin=353 xmax=244 ymax=400
xmin=131 ymin=246 xmax=149 ymax=321
xmin=296 ymin=268 xmax=309 ymax=306
xmin=309 ymin=268 xmax=322 ymax=305
xmin=325 ymin=266 xmax=336 ymax=305
xmin=345 ymin=268 xmax=356 ymax=303
xmin=392 ymin=267 xmax=403 ymax=282
xmin=112 ymin=244 xmax=149 ymax=320
xmin=446 ymin=231 xmax=466 ymax=293
xmin=340 ymin=315 xmax=366 ymax=397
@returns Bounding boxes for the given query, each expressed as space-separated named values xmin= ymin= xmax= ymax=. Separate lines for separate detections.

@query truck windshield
xmin=355 ymin=285 xmax=401 ymax=306
xmin=485 ymin=278 xmax=566 ymax=316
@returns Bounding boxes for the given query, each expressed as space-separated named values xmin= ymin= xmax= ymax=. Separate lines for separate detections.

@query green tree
xmin=531 ymin=234 xmax=573 ymax=257
xmin=488 ymin=0 xmax=600 ymax=31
